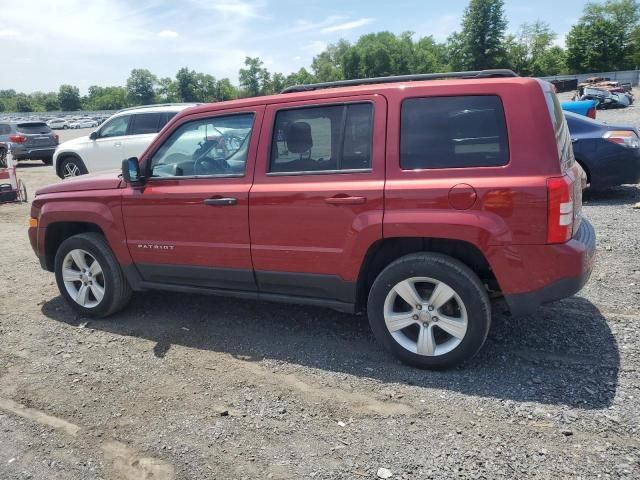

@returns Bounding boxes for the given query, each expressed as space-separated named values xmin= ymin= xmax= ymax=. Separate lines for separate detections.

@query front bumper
xmin=12 ymin=146 xmax=56 ymax=160
xmin=503 ymin=218 xmax=596 ymax=316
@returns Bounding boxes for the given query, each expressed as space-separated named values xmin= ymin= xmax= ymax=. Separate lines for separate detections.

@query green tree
xmin=412 ymin=36 xmax=449 ymax=73
xmin=58 ymin=84 xmax=81 ymax=111
xmin=126 ymin=68 xmax=157 ymax=105
xmin=454 ymin=0 xmax=508 ymax=70
xmin=176 ymin=67 xmax=199 ymax=102
xmin=85 ymin=86 xmax=128 ymax=110
xmin=311 ymin=40 xmax=350 ymax=82
xmin=215 ymin=78 xmax=238 ymax=101
xmin=15 ymin=95 xmax=33 ymax=112
xmin=43 ymin=93 xmax=60 ymax=111
xmin=0 ymin=101 xmax=4 ymax=112
xmin=156 ymin=77 xmax=178 ymax=103
xmin=566 ymin=0 xmax=640 ymax=72
xmin=193 ymin=73 xmax=218 ymax=102
xmin=239 ymin=57 xmax=270 ymax=97
xmin=504 ymin=21 xmax=564 ymax=75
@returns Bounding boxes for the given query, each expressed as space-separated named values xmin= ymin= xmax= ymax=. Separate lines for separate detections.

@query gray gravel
xmin=0 ymin=126 xmax=639 ymax=479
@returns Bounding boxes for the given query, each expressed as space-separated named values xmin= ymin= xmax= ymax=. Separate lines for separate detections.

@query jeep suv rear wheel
xmin=54 ymin=233 xmax=132 ymax=317
xmin=367 ymin=253 xmax=491 ymax=369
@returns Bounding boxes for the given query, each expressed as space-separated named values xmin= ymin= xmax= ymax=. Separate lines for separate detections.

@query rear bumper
xmin=502 ymin=218 xmax=596 ymax=316
xmin=12 ymin=146 xmax=56 ymax=160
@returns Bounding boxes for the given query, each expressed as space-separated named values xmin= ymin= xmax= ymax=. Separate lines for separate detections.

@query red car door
xmin=249 ymin=94 xmax=386 ymax=309
xmin=121 ymin=106 xmax=264 ymax=291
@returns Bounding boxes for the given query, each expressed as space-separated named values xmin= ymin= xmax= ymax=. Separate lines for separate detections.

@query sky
xmin=0 ymin=0 xmax=586 ymax=94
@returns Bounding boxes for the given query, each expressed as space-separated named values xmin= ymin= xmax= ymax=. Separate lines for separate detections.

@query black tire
xmin=54 ymin=233 xmax=132 ymax=318
xmin=367 ymin=252 xmax=491 ymax=369
xmin=59 ymin=156 xmax=88 ymax=178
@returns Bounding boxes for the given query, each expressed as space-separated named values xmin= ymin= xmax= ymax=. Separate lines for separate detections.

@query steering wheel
xmin=193 ymin=156 xmax=231 ymax=175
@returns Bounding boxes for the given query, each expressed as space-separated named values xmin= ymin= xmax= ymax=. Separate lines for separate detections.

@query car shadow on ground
xmin=42 ymin=293 xmax=619 ymax=410
xmin=583 ymin=184 xmax=639 ymax=205
xmin=14 ymin=161 xmax=49 ymax=169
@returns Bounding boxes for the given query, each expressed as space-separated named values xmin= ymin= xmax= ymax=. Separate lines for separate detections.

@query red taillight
xmin=587 ymin=107 xmax=596 ymax=119
xmin=547 ymin=175 xmax=574 ymax=244
xmin=9 ymin=134 xmax=26 ymax=143
xmin=53 ymin=133 xmax=59 ymax=144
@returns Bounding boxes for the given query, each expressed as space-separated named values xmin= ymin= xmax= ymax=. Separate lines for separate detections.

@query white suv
xmin=53 ymin=104 xmax=197 ymax=178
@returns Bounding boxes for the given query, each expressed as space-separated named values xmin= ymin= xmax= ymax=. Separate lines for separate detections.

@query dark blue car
xmin=565 ymin=111 xmax=640 ymax=189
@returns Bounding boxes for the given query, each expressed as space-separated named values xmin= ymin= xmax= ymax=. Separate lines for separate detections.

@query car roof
xmin=115 ymin=104 xmax=198 ymax=116
xmin=182 ymin=76 xmax=539 ymax=117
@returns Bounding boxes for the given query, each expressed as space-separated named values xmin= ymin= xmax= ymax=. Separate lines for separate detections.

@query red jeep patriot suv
xmin=28 ymin=70 xmax=596 ymax=368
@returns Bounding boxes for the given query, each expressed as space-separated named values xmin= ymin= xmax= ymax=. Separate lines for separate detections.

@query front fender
xmin=35 ymin=190 xmax=131 ymax=266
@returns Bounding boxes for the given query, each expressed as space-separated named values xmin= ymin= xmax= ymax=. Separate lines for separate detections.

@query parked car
xmin=0 ymin=121 xmax=59 ymax=165
xmin=53 ymin=104 xmax=195 ymax=178
xmin=68 ymin=118 xmax=99 ymax=129
xmin=565 ymin=111 xmax=640 ymax=189
xmin=561 ymin=99 xmax=597 ymax=119
xmin=47 ymin=118 xmax=70 ymax=130
xmin=29 ymin=70 xmax=596 ymax=369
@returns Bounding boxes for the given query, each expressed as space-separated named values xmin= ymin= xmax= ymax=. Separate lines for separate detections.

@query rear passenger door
xmin=249 ymin=95 xmax=386 ymax=306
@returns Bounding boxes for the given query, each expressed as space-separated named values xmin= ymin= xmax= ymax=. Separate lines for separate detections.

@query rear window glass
xmin=17 ymin=122 xmax=51 ymax=134
xmin=542 ymin=82 xmax=574 ymax=172
xmin=131 ymin=113 xmax=162 ymax=135
xmin=400 ymin=95 xmax=509 ymax=169
xmin=270 ymin=103 xmax=373 ymax=173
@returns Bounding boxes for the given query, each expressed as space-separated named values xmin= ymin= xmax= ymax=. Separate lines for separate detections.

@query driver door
xmin=121 ymin=106 xmax=264 ymax=291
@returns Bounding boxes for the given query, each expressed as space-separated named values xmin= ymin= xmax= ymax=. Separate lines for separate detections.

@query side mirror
xmin=121 ymin=157 xmax=145 ymax=185
xmin=89 ymin=131 xmax=98 ymax=140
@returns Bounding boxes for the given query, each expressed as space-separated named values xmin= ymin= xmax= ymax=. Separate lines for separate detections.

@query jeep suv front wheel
xmin=54 ymin=233 xmax=132 ymax=317
xmin=367 ymin=253 xmax=491 ymax=369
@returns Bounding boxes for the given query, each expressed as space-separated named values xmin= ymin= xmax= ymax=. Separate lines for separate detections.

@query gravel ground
xmin=1 ymin=125 xmax=639 ymax=480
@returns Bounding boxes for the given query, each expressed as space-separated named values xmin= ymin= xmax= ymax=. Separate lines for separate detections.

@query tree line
xmin=1 ymin=0 xmax=639 ymax=113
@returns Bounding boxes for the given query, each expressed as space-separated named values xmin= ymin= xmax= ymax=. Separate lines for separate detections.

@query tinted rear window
xmin=17 ymin=122 xmax=52 ymax=134
xmin=131 ymin=113 xmax=162 ymax=135
xmin=400 ymin=95 xmax=509 ymax=169
xmin=542 ymin=82 xmax=574 ymax=172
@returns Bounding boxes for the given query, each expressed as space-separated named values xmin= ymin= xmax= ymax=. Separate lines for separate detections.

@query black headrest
xmin=286 ymin=122 xmax=313 ymax=154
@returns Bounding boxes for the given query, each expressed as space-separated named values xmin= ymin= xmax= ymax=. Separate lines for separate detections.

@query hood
xmin=57 ymin=135 xmax=91 ymax=149
xmin=36 ymin=170 xmax=123 ymax=195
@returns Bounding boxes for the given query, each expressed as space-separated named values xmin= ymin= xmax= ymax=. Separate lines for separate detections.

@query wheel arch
xmin=43 ymin=222 xmax=105 ymax=271
xmin=355 ymin=237 xmax=499 ymax=312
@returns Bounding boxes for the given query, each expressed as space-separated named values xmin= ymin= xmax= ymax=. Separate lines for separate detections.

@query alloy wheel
xmin=63 ymin=162 xmax=80 ymax=177
xmin=383 ymin=276 xmax=468 ymax=357
xmin=62 ymin=249 xmax=105 ymax=308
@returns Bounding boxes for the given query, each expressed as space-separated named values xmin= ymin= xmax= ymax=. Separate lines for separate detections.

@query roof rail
xmin=117 ymin=102 xmax=201 ymax=112
xmin=281 ymin=69 xmax=518 ymax=94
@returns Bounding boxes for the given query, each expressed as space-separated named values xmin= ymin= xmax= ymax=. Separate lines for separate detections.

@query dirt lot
xmin=1 ymin=124 xmax=639 ymax=480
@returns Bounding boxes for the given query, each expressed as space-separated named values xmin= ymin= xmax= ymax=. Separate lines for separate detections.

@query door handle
xmin=204 ymin=197 xmax=238 ymax=206
xmin=114 ymin=142 xmax=122 ymax=147
xmin=324 ymin=195 xmax=366 ymax=205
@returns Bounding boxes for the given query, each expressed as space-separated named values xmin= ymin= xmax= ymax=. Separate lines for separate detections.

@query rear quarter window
xmin=400 ymin=95 xmax=509 ymax=169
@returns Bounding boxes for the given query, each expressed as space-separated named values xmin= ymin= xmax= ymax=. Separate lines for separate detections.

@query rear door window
xmin=131 ymin=113 xmax=163 ymax=135
xmin=270 ymin=103 xmax=373 ymax=174
xmin=16 ymin=122 xmax=52 ymax=134
xmin=400 ymin=95 xmax=509 ymax=169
